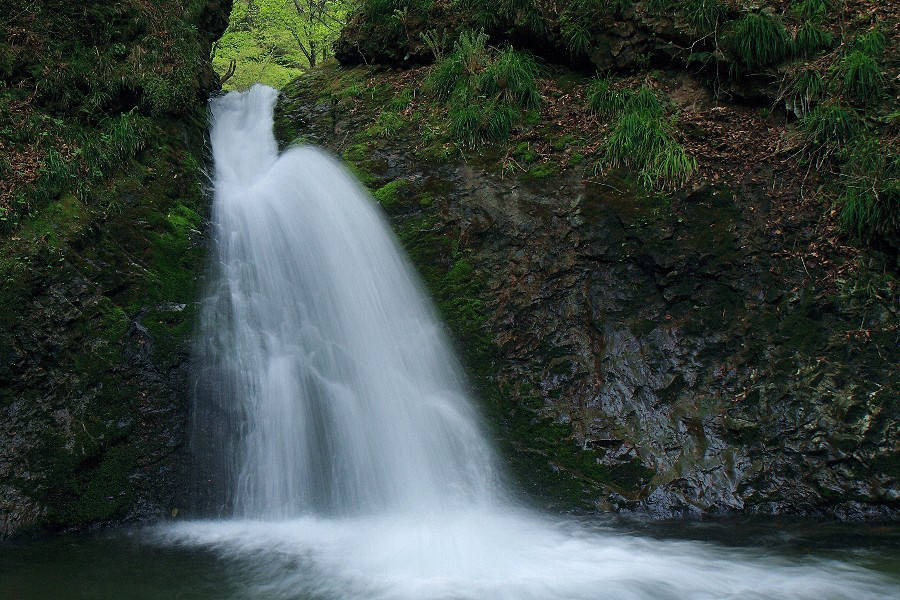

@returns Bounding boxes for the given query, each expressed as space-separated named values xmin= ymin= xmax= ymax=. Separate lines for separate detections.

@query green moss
xmin=343 ymin=143 xmax=370 ymax=162
xmin=527 ymin=162 xmax=558 ymax=178
xmin=373 ymin=178 xmax=411 ymax=211
xmin=365 ymin=110 xmax=405 ymax=138
xmin=513 ymin=142 xmax=538 ymax=163
xmin=47 ymin=443 xmax=138 ymax=526
xmin=552 ymin=134 xmax=578 ymax=151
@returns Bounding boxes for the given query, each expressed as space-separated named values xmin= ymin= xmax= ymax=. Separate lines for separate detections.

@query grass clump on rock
xmin=728 ymin=11 xmax=792 ymax=70
xmin=834 ymin=34 xmax=885 ymax=106
xmin=588 ymin=80 xmax=696 ymax=190
xmin=426 ymin=30 xmax=540 ymax=146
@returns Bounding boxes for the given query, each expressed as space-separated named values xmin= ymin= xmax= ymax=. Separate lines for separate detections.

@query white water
xmin=162 ymin=85 xmax=899 ymax=599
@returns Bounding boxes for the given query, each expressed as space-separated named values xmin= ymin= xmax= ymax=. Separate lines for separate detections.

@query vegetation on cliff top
xmin=324 ymin=0 xmax=897 ymax=253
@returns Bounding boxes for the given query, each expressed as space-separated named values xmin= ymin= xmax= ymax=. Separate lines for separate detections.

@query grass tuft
xmin=426 ymin=30 xmax=540 ymax=146
xmin=590 ymin=81 xmax=696 ymax=189
xmin=793 ymin=22 xmax=834 ymax=57
xmin=799 ymin=101 xmax=862 ymax=168
xmin=837 ymin=136 xmax=899 ymax=246
xmin=682 ymin=0 xmax=726 ymax=33
xmin=790 ymin=69 xmax=825 ymax=115
xmin=835 ymin=50 xmax=883 ymax=105
xmin=728 ymin=12 xmax=792 ymax=70
xmin=793 ymin=0 xmax=829 ymax=22
xmin=586 ymin=78 xmax=630 ymax=116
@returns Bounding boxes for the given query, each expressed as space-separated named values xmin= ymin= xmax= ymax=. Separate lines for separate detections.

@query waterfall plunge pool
xmin=1 ymin=515 xmax=898 ymax=599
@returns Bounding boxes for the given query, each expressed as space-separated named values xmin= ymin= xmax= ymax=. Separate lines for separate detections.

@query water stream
xmin=3 ymin=85 xmax=896 ymax=599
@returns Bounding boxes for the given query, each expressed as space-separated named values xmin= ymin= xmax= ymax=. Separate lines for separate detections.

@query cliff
xmin=275 ymin=0 xmax=898 ymax=520
xmin=0 ymin=0 xmax=231 ymax=537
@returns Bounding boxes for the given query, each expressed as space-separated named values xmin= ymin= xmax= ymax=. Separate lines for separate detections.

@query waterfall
xmin=192 ymin=84 xmax=497 ymax=518
xmin=164 ymin=85 xmax=897 ymax=600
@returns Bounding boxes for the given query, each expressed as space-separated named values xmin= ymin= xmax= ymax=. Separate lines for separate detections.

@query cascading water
xmin=191 ymin=84 xmax=496 ymax=519
xmin=160 ymin=85 xmax=898 ymax=600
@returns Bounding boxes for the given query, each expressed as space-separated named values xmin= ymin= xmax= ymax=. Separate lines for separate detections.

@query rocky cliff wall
xmin=0 ymin=0 xmax=231 ymax=538
xmin=275 ymin=64 xmax=897 ymax=520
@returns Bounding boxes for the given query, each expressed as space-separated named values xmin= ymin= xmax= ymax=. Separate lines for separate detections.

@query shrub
xmin=728 ymin=12 xmax=792 ymax=69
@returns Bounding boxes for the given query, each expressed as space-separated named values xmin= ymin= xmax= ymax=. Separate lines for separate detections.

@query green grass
xmin=589 ymin=81 xmax=696 ymax=189
xmin=835 ymin=51 xmax=883 ymax=105
xmin=682 ymin=0 xmax=726 ymax=33
xmin=477 ymin=47 xmax=541 ymax=110
xmin=603 ymin=110 xmax=696 ymax=189
xmin=793 ymin=0 xmax=829 ymax=22
xmin=800 ymin=102 xmax=862 ymax=159
xmin=586 ymin=79 xmax=632 ymax=116
xmin=852 ymin=29 xmax=886 ymax=56
xmin=426 ymin=30 xmax=540 ymax=146
xmin=837 ymin=136 xmax=899 ymax=246
xmin=728 ymin=12 xmax=792 ymax=70
xmin=793 ymin=21 xmax=834 ymax=57
xmin=790 ymin=69 xmax=825 ymax=115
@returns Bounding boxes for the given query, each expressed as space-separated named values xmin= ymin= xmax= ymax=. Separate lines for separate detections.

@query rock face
xmin=0 ymin=1 xmax=232 ymax=538
xmin=276 ymin=69 xmax=898 ymax=520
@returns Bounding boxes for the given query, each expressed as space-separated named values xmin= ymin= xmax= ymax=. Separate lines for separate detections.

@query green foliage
xmin=604 ymin=110 xmax=696 ymax=189
xmin=793 ymin=0 xmax=829 ymax=22
xmin=590 ymin=81 xmax=696 ymax=189
xmin=793 ymin=21 xmax=834 ymax=57
xmin=426 ymin=30 xmax=540 ymax=146
xmin=852 ymin=29 xmax=886 ymax=56
xmin=837 ymin=136 xmax=899 ymax=246
xmin=790 ymin=69 xmax=825 ymax=115
xmin=800 ymin=102 xmax=862 ymax=155
xmin=728 ymin=12 xmax=791 ymax=70
xmin=559 ymin=0 xmax=599 ymax=55
xmin=476 ymin=48 xmax=541 ymax=110
xmin=835 ymin=50 xmax=883 ymax=105
xmin=586 ymin=79 xmax=630 ymax=116
xmin=426 ymin=30 xmax=489 ymax=101
xmin=214 ymin=0 xmax=352 ymax=90
xmin=682 ymin=0 xmax=726 ymax=33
